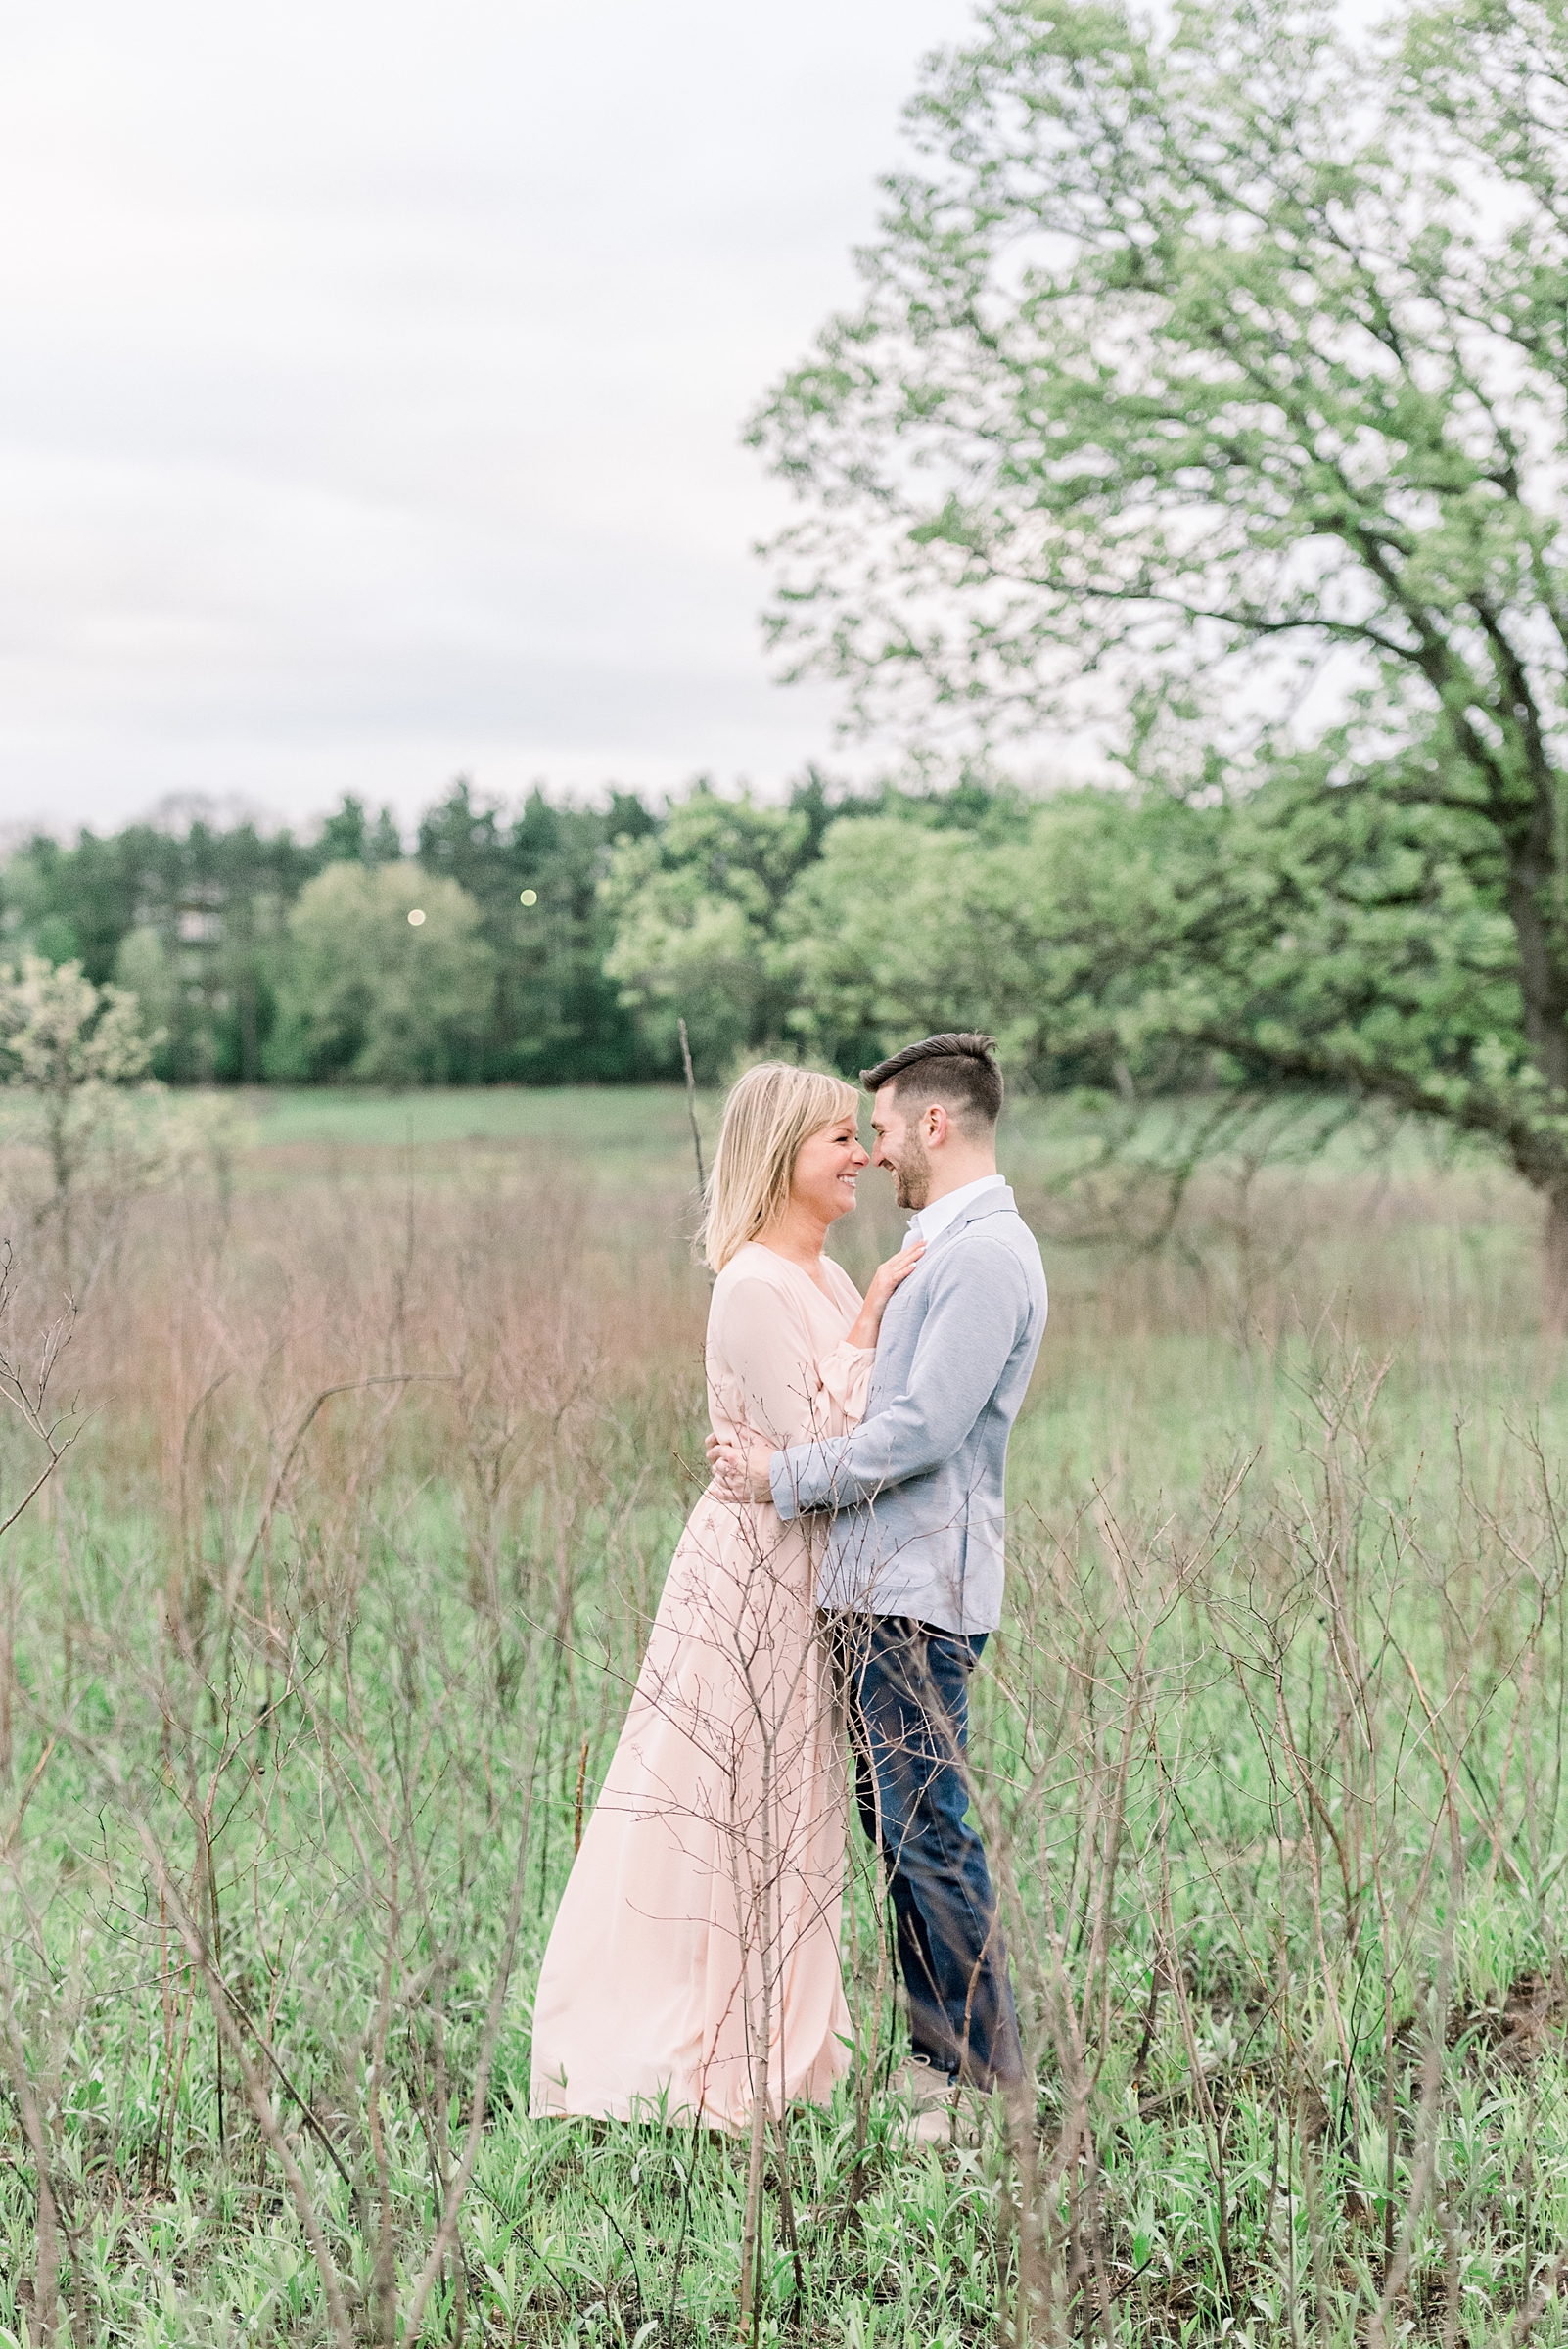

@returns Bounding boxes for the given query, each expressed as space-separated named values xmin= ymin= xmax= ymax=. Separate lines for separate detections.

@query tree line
xmin=0 ymin=770 xmax=1045 ymax=1089
xmin=1 ymin=740 xmax=1550 ymax=1139
xmin=0 ymin=783 xmax=655 ymax=1088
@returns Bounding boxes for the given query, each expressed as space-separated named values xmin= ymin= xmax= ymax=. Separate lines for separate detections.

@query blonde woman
xmin=530 ymin=1064 xmax=922 ymax=2132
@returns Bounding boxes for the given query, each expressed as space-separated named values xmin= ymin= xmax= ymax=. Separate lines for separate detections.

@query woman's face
xmin=790 ymin=1111 xmax=871 ymax=1227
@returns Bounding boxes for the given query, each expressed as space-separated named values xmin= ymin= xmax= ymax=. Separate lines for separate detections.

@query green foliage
xmin=0 ymin=817 xmax=319 ymax=1084
xmin=781 ymin=793 xmax=1168 ymax=1084
xmin=599 ymin=767 xmax=1040 ymax=1079
xmin=776 ymin=753 xmax=1540 ymax=1116
xmin=1107 ymin=744 xmax=1535 ymax=1116
xmin=752 ymin=0 xmax=1568 ymax=1230
xmin=111 ymin=927 xmax=180 ymax=1057
xmin=0 ymin=784 xmax=668 ymax=1090
xmin=0 ymin=953 xmax=163 ymax=1278
xmin=601 ymin=776 xmax=829 ymax=1076
xmin=415 ymin=778 xmax=657 ymax=1082
xmin=316 ymin=793 xmax=403 ymax=870
xmin=267 ymin=863 xmax=497 ymax=1084
xmin=0 ymin=954 xmax=153 ymax=1098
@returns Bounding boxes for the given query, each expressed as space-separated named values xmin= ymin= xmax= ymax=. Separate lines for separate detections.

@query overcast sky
xmin=0 ymin=2 xmax=971 ymax=840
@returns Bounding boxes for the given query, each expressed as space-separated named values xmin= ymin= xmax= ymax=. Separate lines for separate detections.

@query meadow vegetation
xmin=0 ymin=1086 xmax=1562 ymax=2345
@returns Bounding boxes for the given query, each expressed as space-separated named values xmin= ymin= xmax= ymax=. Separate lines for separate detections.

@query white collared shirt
xmin=907 ymin=1172 xmax=1006 ymax=1247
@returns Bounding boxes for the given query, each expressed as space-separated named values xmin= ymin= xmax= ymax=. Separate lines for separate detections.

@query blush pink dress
xmin=529 ymin=1244 xmax=872 ymax=2133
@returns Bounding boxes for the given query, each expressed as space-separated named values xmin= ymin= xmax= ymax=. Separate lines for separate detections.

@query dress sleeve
xmin=714 ymin=1275 xmax=873 ymax=1446
xmin=818 ymin=1342 xmax=875 ymax=1431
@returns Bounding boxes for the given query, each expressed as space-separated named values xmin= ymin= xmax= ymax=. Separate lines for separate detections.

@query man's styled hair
xmin=860 ymin=1032 xmax=1004 ymax=1131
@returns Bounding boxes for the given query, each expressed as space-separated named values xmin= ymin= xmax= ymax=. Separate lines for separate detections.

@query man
xmin=710 ymin=1032 xmax=1047 ymax=2140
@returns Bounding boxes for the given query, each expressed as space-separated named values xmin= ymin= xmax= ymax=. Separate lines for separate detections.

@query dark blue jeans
xmin=834 ymin=1614 xmax=1022 ymax=2089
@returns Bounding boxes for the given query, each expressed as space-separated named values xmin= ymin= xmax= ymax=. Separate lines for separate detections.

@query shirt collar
xmin=907 ymin=1173 xmax=1006 ymax=1247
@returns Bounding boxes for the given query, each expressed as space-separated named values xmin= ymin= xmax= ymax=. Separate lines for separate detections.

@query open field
xmin=1 ymin=1085 xmax=1567 ymax=2345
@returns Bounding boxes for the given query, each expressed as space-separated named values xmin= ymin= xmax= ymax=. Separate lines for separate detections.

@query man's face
xmin=870 ymin=1083 xmax=934 ymax=1212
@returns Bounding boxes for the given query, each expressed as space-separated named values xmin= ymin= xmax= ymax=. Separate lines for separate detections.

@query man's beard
xmin=892 ymin=1132 xmax=932 ymax=1212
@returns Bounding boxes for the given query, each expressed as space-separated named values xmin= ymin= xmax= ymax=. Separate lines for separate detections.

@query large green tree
xmin=601 ymin=779 xmax=829 ymax=1077
xmin=781 ymin=793 xmax=1162 ymax=1088
xmin=600 ymin=767 xmax=1033 ymax=1077
xmin=754 ymin=0 xmax=1568 ymax=1267
xmin=267 ymin=864 xmax=497 ymax=1085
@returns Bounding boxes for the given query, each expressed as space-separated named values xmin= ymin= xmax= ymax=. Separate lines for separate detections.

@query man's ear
xmin=926 ymin=1103 xmax=949 ymax=1149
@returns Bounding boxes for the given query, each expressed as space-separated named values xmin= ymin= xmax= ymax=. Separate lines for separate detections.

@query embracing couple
xmin=530 ymin=1032 xmax=1047 ymax=2143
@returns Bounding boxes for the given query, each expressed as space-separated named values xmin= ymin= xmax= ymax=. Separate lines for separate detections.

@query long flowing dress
xmin=530 ymin=1244 xmax=872 ymax=2132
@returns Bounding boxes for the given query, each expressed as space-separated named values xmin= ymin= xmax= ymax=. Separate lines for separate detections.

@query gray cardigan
xmin=770 ymin=1184 xmax=1047 ymax=1635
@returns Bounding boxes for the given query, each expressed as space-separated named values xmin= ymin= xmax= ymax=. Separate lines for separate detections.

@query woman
xmin=530 ymin=1064 xmax=922 ymax=2132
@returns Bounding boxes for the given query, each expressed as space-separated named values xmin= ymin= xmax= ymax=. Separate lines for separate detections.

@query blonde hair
xmin=700 ymin=1062 xmax=859 ymax=1272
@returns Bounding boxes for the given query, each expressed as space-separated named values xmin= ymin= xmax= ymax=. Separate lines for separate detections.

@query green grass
xmin=246 ymin=1084 xmax=707 ymax=1160
xmin=0 ymin=1086 xmax=1566 ymax=2345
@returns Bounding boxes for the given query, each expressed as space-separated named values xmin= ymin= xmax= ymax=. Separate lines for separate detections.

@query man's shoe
xmin=952 ymin=2071 xmax=1035 ymax=2150
xmin=890 ymin=2055 xmax=954 ymax=2146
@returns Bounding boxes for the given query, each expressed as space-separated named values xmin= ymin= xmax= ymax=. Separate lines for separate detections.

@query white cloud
xmin=0 ymin=0 xmax=969 ymax=834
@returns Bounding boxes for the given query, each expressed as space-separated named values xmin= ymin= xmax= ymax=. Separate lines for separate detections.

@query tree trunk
xmin=43 ymin=1083 xmax=74 ymax=1289
xmin=239 ymin=960 xmax=260 ymax=1084
xmin=1543 ymin=1190 xmax=1568 ymax=1332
